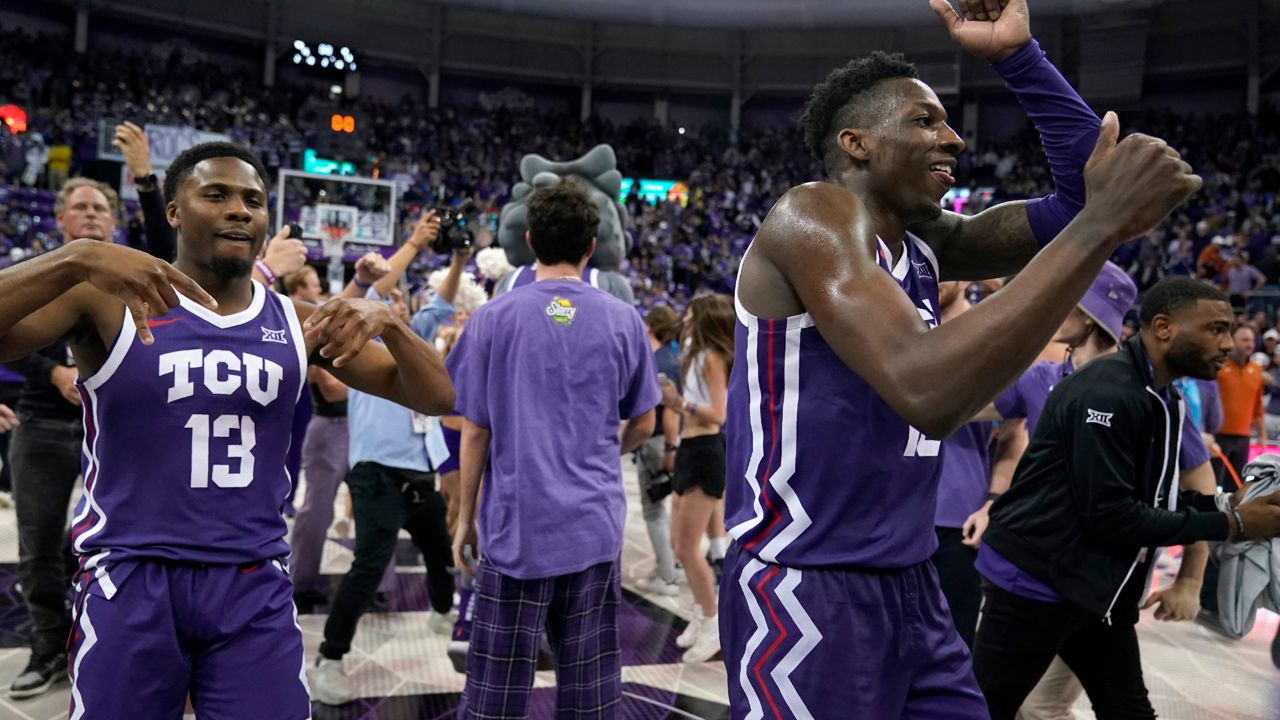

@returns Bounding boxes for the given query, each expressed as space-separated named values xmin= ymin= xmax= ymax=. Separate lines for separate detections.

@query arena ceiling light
xmin=291 ymin=40 xmax=357 ymax=71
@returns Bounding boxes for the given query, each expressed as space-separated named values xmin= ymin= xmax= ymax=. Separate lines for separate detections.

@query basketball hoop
xmin=320 ymin=222 xmax=348 ymax=260
xmin=316 ymin=203 xmax=358 ymax=262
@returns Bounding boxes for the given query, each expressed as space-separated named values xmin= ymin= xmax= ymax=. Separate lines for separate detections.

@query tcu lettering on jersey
xmin=159 ymin=349 xmax=284 ymax=407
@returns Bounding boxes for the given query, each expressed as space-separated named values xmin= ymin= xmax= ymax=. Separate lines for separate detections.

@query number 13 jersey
xmin=72 ymin=281 xmax=306 ymax=570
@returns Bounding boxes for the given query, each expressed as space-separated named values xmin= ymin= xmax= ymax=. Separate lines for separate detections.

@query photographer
xmin=310 ymin=211 xmax=471 ymax=706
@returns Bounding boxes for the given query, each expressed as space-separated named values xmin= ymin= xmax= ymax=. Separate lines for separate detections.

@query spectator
xmin=1221 ymin=253 xmax=1266 ymax=308
xmin=447 ymin=179 xmax=659 ymax=717
xmin=1216 ymin=325 xmax=1267 ymax=489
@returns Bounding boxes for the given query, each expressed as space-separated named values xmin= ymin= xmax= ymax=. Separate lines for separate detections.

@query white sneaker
xmin=427 ymin=610 xmax=456 ymax=635
xmin=676 ymin=604 xmax=704 ymax=649
xmin=634 ymin=575 xmax=680 ymax=597
xmin=682 ymin=617 xmax=721 ymax=663
xmin=308 ymin=658 xmax=353 ymax=706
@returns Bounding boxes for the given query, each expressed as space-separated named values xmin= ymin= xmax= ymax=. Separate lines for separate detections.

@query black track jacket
xmin=983 ymin=334 xmax=1231 ymax=624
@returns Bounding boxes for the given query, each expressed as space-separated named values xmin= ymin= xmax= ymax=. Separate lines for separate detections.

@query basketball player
xmin=0 ymin=141 xmax=454 ymax=719
xmin=719 ymin=0 xmax=1203 ymax=716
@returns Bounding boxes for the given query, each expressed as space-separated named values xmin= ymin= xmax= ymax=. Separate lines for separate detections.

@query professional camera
xmin=429 ymin=203 xmax=480 ymax=254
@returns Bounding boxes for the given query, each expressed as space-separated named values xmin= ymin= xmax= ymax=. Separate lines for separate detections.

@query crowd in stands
xmin=3 ymin=25 xmax=1280 ymax=316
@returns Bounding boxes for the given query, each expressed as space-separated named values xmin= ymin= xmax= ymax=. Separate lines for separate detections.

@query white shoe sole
xmin=9 ymin=675 xmax=58 ymax=699
xmin=681 ymin=641 xmax=721 ymax=664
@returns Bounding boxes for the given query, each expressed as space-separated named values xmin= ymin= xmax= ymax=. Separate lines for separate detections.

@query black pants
xmin=320 ymin=461 xmax=454 ymax=660
xmin=973 ymin=582 xmax=1154 ymax=720
xmin=931 ymin=526 xmax=980 ymax=648
xmin=10 ymin=415 xmax=82 ymax=657
xmin=1213 ymin=433 xmax=1250 ymax=491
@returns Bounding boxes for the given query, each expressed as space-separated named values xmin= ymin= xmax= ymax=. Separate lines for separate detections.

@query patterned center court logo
xmin=1086 ymin=409 xmax=1113 ymax=427
xmin=545 ymin=297 xmax=577 ymax=327
xmin=261 ymin=327 xmax=288 ymax=344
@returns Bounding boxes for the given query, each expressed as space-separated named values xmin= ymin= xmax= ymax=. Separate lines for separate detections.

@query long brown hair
xmin=681 ymin=294 xmax=735 ymax=381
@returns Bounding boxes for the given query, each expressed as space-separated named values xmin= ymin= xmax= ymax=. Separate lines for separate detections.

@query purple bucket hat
xmin=1079 ymin=261 xmax=1138 ymax=345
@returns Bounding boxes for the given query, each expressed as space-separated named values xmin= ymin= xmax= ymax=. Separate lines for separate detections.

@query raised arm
xmin=916 ymin=0 xmax=1101 ymax=280
xmin=336 ymin=252 xmax=391 ymax=300
xmin=748 ymin=113 xmax=1198 ymax=438
xmin=114 ymin=121 xmax=176 ymax=262
xmin=372 ymin=211 xmax=440 ymax=298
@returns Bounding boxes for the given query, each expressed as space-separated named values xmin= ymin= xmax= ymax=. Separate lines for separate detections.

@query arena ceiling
xmin=433 ymin=0 xmax=1169 ymax=27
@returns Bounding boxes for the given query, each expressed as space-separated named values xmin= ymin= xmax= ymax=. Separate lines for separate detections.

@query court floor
xmin=0 ymin=462 xmax=1274 ymax=719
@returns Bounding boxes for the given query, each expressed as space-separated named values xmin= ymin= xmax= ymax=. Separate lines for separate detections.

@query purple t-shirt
xmin=994 ymin=358 xmax=1072 ymax=438
xmin=976 ymin=543 xmax=1063 ymax=602
xmin=934 ymin=422 xmax=992 ymax=529
xmin=446 ymin=280 xmax=661 ymax=580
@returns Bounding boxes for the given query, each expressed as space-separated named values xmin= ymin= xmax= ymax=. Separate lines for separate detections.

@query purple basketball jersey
xmin=505 ymin=264 xmax=602 ymax=290
xmin=725 ymin=233 xmax=945 ymax=568
xmin=72 ymin=281 xmax=306 ymax=576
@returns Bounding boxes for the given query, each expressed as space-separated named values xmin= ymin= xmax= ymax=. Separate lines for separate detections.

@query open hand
xmin=929 ymin=0 xmax=1030 ymax=63
xmin=303 ymin=298 xmax=395 ymax=367
xmin=1140 ymin=580 xmax=1200 ymax=621
xmin=72 ymin=239 xmax=218 ymax=345
xmin=112 ymin=121 xmax=153 ymax=178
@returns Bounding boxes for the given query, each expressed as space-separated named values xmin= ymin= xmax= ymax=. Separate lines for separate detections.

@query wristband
xmin=683 ymin=400 xmax=696 ymax=415
xmin=354 ymin=278 xmax=372 ymax=290
xmin=1231 ymin=508 xmax=1246 ymax=540
xmin=664 ymin=444 xmax=679 ymax=453
xmin=254 ymin=260 xmax=278 ymax=285
xmin=987 ymin=492 xmax=1002 ymax=502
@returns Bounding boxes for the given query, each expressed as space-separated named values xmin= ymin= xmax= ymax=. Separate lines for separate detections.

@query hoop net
xmin=321 ymin=222 xmax=349 ymax=259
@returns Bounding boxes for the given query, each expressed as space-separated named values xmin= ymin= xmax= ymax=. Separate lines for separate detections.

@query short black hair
xmin=799 ymin=52 xmax=919 ymax=172
xmin=163 ymin=141 xmax=269 ymax=201
xmin=1139 ymin=276 xmax=1229 ymax=326
xmin=526 ymin=178 xmax=599 ymax=267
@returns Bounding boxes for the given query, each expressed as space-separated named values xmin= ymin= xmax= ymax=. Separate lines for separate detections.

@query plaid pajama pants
xmin=457 ymin=558 xmax=622 ymax=719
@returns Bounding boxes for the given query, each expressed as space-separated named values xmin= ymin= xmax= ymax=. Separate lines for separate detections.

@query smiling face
xmin=167 ymin=157 xmax=269 ymax=281
xmin=845 ymin=78 xmax=964 ymax=224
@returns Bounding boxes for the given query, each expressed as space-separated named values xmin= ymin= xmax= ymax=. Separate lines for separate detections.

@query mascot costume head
xmin=494 ymin=144 xmax=635 ymax=304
